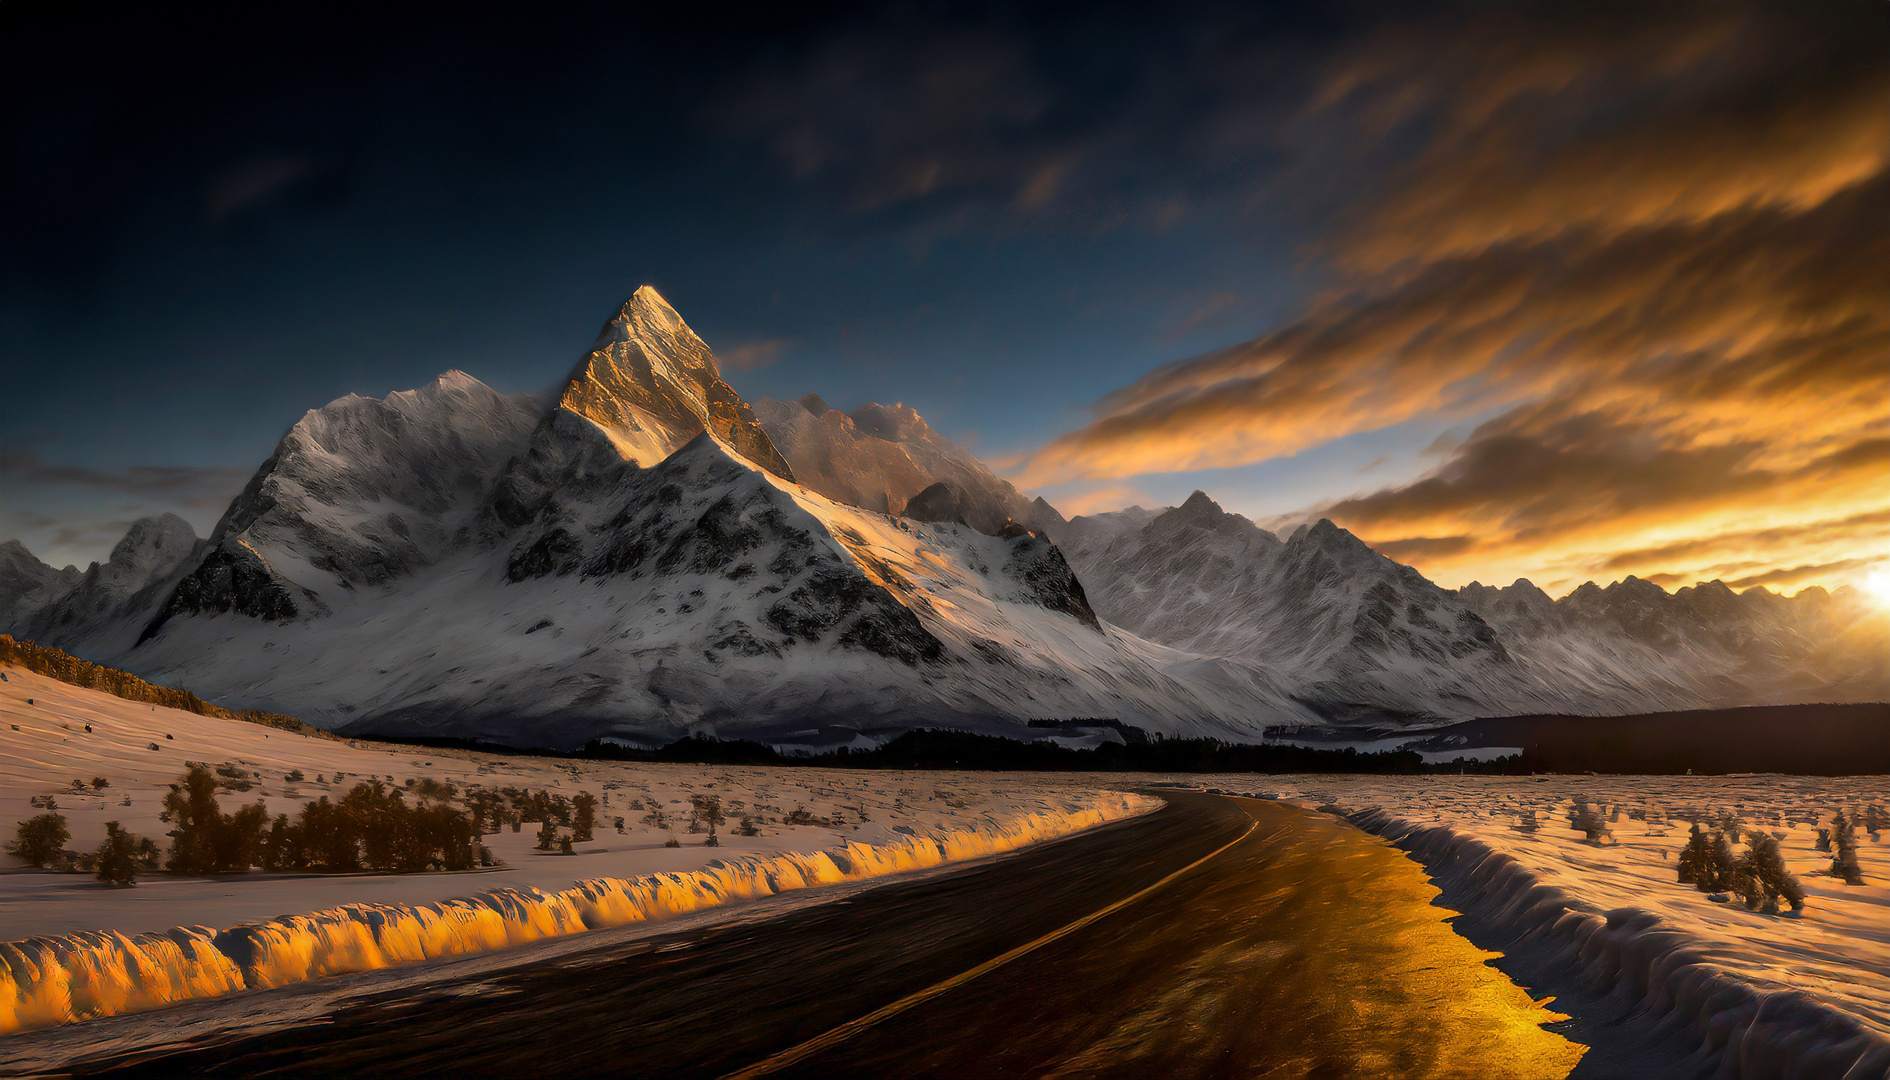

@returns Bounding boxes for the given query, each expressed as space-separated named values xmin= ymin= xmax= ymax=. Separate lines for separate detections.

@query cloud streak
xmin=1014 ymin=1 xmax=1889 ymax=595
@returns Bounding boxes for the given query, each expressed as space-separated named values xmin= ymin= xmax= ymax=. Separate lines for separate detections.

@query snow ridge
xmin=0 ymin=793 xmax=1152 ymax=1035
xmin=1345 ymin=807 xmax=1890 ymax=1079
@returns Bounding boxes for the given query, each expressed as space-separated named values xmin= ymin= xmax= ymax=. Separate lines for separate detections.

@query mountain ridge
xmin=3 ymin=288 xmax=1881 ymax=744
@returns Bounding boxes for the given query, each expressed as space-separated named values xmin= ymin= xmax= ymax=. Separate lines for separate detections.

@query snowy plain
xmin=0 ymin=664 xmax=1151 ymax=1034
xmin=5 ymin=658 xmax=1887 ymax=1064
xmin=1194 ymin=773 xmax=1890 ymax=1037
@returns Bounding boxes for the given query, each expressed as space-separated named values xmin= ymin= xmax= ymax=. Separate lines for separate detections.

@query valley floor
xmin=5 ymin=659 xmax=1887 ymax=1056
xmin=0 ymin=664 xmax=1144 ymax=943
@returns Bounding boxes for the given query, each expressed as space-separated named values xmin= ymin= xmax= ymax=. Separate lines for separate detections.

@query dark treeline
xmin=577 ymin=730 xmax=1442 ymax=774
xmin=1410 ymin=704 xmax=1890 ymax=776
xmin=1 ymin=634 xmax=333 ymax=739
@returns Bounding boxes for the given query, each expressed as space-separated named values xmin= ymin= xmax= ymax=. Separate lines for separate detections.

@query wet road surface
xmin=67 ymin=793 xmax=1585 ymax=1078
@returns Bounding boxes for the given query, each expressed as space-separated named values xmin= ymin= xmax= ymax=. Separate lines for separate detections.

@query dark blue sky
xmin=2 ymin=2 xmax=1362 ymax=566
xmin=5 ymin=1 xmax=1881 ymax=597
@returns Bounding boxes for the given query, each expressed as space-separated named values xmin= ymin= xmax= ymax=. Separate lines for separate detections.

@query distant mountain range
xmin=3 ymin=287 xmax=1882 ymax=748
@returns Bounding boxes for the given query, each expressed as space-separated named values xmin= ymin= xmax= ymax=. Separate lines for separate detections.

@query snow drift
xmin=0 ymin=792 xmax=1151 ymax=1035
xmin=1345 ymin=807 xmax=1890 ymax=1080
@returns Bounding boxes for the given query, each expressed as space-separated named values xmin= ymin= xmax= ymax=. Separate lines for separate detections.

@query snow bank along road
xmin=39 ymin=793 xmax=1607 ymax=1079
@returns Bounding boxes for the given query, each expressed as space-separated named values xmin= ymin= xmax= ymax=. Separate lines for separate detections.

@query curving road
xmin=65 ymin=793 xmax=1587 ymax=1079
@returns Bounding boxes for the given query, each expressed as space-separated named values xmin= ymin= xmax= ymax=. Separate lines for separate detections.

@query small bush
xmin=90 ymin=776 xmax=110 ymax=790
xmin=689 ymin=795 xmax=726 ymax=841
xmin=1731 ymin=833 xmax=1804 ymax=914
xmin=95 ymin=821 xmax=156 ymax=887
xmin=1568 ymin=798 xmax=1611 ymax=844
xmin=1832 ymin=812 xmax=1865 ymax=886
xmin=572 ymin=791 xmax=597 ymax=842
xmin=9 ymin=813 xmax=70 ymax=868
xmin=1678 ymin=823 xmax=1736 ymax=892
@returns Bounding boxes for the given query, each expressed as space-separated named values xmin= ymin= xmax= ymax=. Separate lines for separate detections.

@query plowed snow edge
xmin=1347 ymin=807 xmax=1890 ymax=1080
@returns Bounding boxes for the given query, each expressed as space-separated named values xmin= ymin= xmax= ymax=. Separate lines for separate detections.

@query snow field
xmin=1175 ymin=774 xmax=1890 ymax=1079
xmin=0 ymin=665 xmax=1153 ymax=1033
xmin=1346 ymin=807 xmax=1890 ymax=1080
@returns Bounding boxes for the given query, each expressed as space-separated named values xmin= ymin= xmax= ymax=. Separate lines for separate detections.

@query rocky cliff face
xmin=0 ymin=541 xmax=78 ymax=630
xmin=556 ymin=286 xmax=793 ymax=479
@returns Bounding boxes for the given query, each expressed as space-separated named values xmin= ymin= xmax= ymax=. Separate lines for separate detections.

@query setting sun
xmin=1865 ymin=566 xmax=1890 ymax=608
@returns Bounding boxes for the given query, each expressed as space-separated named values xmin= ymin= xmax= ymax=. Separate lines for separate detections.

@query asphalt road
xmin=68 ymin=793 xmax=1586 ymax=1079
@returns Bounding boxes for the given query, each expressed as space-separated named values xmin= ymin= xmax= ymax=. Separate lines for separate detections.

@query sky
xmin=2 ymin=1 xmax=1884 ymax=598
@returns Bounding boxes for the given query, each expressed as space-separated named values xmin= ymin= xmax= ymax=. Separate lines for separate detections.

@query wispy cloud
xmin=718 ymin=339 xmax=791 ymax=371
xmin=1 ymin=453 xmax=251 ymax=498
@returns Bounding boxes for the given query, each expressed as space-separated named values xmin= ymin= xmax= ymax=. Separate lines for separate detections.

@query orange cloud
xmin=1014 ymin=2 xmax=1889 ymax=598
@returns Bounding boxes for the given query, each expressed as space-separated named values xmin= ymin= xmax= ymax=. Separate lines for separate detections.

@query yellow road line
xmin=720 ymin=801 xmax=1259 ymax=1080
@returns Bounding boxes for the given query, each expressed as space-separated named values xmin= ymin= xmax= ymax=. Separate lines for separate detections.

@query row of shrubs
xmin=7 ymin=765 xmax=495 ymax=886
xmin=6 ymin=814 xmax=158 ymax=885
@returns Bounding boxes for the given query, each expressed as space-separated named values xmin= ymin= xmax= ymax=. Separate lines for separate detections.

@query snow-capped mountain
xmin=1056 ymin=493 xmax=1568 ymax=721
xmin=18 ymin=514 xmax=205 ymax=659
xmin=754 ymin=394 xmax=1061 ymax=535
xmin=1460 ymin=576 xmax=1890 ymax=708
xmin=7 ymin=287 xmax=1302 ymax=747
xmin=149 ymin=371 xmax=543 ymax=636
xmin=1062 ymin=495 xmax=1887 ymax=721
xmin=4 ymin=285 xmax=1879 ymax=742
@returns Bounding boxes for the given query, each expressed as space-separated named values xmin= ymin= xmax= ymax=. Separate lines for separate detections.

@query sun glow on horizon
xmin=1864 ymin=566 xmax=1890 ymax=609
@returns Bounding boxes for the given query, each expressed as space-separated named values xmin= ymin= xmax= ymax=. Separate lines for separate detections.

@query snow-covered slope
xmin=142 ymin=370 xmax=542 ymax=640
xmin=125 ymin=430 xmax=1304 ymax=746
xmin=754 ymin=394 xmax=1060 ymax=535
